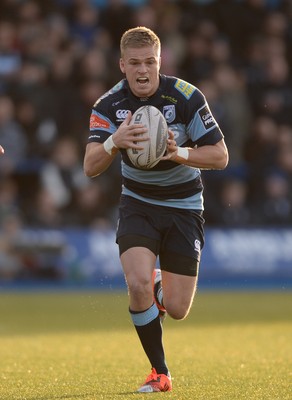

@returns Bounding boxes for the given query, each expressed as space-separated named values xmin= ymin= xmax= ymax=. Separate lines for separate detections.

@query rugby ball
xmin=127 ymin=106 xmax=168 ymax=169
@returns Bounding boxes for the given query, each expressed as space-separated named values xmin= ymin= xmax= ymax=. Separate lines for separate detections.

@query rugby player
xmin=84 ymin=26 xmax=228 ymax=393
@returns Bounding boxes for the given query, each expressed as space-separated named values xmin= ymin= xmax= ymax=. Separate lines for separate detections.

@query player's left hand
xmin=161 ymin=130 xmax=178 ymax=161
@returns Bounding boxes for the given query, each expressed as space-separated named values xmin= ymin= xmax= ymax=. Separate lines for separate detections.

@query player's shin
xmin=130 ymin=302 xmax=169 ymax=376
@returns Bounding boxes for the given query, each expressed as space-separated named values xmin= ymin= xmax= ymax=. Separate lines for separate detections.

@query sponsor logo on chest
xmin=116 ymin=109 xmax=130 ymax=122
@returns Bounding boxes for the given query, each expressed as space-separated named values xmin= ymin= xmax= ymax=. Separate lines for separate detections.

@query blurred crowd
xmin=0 ymin=0 xmax=292 ymax=231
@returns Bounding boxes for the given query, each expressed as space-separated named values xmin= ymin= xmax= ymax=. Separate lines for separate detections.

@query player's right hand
xmin=112 ymin=111 xmax=149 ymax=150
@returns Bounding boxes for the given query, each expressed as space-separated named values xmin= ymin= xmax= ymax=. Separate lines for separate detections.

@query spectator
xmin=0 ymin=177 xmax=21 ymax=223
xmin=0 ymin=21 xmax=21 ymax=93
xmin=28 ymin=187 xmax=64 ymax=228
xmin=212 ymin=63 xmax=253 ymax=171
xmin=100 ymin=0 xmax=135 ymax=48
xmin=0 ymin=95 xmax=28 ymax=175
xmin=0 ymin=0 xmax=291 ymax=228
xmin=257 ymin=171 xmax=292 ymax=225
xmin=217 ymin=177 xmax=252 ymax=227
xmin=72 ymin=181 xmax=112 ymax=227
xmin=0 ymin=213 xmax=23 ymax=281
xmin=40 ymin=136 xmax=89 ymax=213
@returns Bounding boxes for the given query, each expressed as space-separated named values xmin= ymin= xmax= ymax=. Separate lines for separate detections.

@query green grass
xmin=0 ymin=290 xmax=291 ymax=399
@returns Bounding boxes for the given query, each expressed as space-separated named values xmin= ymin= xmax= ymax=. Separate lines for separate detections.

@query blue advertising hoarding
xmin=1 ymin=227 xmax=291 ymax=290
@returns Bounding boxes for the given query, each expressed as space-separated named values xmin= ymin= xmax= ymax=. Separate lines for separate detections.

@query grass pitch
xmin=0 ymin=289 xmax=291 ymax=399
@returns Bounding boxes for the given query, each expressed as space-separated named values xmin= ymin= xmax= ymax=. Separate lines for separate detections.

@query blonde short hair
xmin=120 ymin=26 xmax=161 ymax=57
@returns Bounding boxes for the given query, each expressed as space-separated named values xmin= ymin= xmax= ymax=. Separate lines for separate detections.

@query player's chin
xmin=133 ymin=83 xmax=152 ymax=96
xmin=134 ymin=89 xmax=150 ymax=98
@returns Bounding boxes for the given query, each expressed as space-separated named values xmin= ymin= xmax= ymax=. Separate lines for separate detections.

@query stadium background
xmin=0 ymin=0 xmax=291 ymax=289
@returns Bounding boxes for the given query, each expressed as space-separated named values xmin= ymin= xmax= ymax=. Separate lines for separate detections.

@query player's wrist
xmin=103 ymin=135 xmax=118 ymax=156
xmin=176 ymin=147 xmax=189 ymax=161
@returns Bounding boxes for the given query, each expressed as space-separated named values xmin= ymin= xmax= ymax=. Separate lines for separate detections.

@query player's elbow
xmin=83 ymin=162 xmax=100 ymax=178
xmin=216 ymin=140 xmax=229 ymax=169
xmin=219 ymin=150 xmax=229 ymax=169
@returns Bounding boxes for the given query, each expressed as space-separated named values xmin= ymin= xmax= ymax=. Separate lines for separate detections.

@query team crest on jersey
xmin=174 ymin=79 xmax=195 ymax=99
xmin=163 ymin=105 xmax=175 ymax=124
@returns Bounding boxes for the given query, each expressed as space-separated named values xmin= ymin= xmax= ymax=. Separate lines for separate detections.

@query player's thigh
xmin=120 ymin=245 xmax=157 ymax=284
xmin=118 ymin=233 xmax=160 ymax=283
xmin=120 ymin=245 xmax=157 ymax=310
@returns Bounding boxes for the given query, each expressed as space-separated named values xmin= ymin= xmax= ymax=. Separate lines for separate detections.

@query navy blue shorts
xmin=116 ymin=195 xmax=205 ymax=276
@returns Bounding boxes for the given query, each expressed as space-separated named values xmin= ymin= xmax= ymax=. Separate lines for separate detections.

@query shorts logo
xmin=116 ymin=109 xmax=129 ymax=121
xmin=174 ymin=79 xmax=195 ymax=99
xmin=163 ymin=105 xmax=175 ymax=124
xmin=90 ymin=112 xmax=110 ymax=130
xmin=194 ymin=239 xmax=201 ymax=253
xmin=198 ymin=105 xmax=216 ymax=130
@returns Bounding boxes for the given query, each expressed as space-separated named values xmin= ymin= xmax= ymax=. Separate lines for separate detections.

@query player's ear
xmin=120 ymin=58 xmax=125 ymax=73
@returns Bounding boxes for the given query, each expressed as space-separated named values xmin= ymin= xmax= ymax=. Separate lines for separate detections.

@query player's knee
xmin=165 ymin=301 xmax=191 ymax=320
xmin=127 ymin=276 xmax=152 ymax=300
xmin=167 ymin=308 xmax=189 ymax=321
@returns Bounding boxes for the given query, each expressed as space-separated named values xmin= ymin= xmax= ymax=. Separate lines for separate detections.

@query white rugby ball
xmin=127 ymin=106 xmax=168 ymax=169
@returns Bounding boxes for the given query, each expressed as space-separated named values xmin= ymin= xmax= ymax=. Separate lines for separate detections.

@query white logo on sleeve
xmin=198 ymin=105 xmax=216 ymax=130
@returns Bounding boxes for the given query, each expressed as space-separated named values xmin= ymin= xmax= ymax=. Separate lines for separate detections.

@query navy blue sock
xmin=130 ymin=303 xmax=168 ymax=375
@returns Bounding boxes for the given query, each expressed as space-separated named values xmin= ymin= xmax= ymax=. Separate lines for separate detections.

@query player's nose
xmin=138 ymin=63 xmax=148 ymax=73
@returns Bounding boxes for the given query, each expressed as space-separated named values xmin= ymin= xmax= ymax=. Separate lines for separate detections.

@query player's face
xmin=120 ymin=45 xmax=161 ymax=98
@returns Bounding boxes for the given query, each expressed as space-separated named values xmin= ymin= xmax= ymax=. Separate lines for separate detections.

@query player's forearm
xmin=83 ymin=142 xmax=118 ymax=177
xmin=176 ymin=141 xmax=229 ymax=170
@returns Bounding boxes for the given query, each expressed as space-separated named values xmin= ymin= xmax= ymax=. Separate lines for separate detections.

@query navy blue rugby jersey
xmin=88 ymin=74 xmax=223 ymax=210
